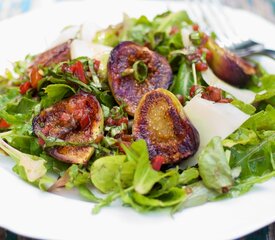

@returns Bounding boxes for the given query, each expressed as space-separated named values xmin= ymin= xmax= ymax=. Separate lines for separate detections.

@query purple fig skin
xmin=108 ymin=41 xmax=173 ymax=116
xmin=133 ymin=89 xmax=199 ymax=165
xmin=33 ymin=91 xmax=103 ymax=164
xmin=206 ymin=38 xmax=256 ymax=87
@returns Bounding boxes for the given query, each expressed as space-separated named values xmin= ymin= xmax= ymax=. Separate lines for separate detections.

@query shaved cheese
xmin=181 ymin=94 xmax=250 ymax=168
xmin=202 ymin=68 xmax=256 ymax=103
xmin=70 ymin=39 xmax=112 ymax=60
xmin=181 ymin=26 xmax=193 ymax=48
xmin=80 ymin=22 xmax=101 ymax=42
xmin=51 ymin=25 xmax=80 ymax=47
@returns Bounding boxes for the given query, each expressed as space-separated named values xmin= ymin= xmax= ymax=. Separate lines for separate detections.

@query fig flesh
xmin=33 ymin=91 xmax=103 ymax=164
xmin=205 ymin=38 xmax=256 ymax=87
xmin=133 ymin=88 xmax=199 ymax=165
xmin=108 ymin=41 xmax=173 ymax=116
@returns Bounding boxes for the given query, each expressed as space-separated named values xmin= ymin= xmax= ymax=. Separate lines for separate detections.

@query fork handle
xmin=260 ymin=49 xmax=275 ymax=60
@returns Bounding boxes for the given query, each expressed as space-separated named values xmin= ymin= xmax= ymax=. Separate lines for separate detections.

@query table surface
xmin=0 ymin=0 xmax=274 ymax=239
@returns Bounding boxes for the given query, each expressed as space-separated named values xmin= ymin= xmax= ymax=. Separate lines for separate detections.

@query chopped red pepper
xmin=38 ymin=137 xmax=45 ymax=146
xmin=192 ymin=23 xmax=199 ymax=31
xmin=30 ymin=67 xmax=42 ymax=89
xmin=195 ymin=61 xmax=208 ymax=72
xmin=69 ymin=61 xmax=87 ymax=84
xmin=105 ymin=116 xmax=128 ymax=126
xmin=19 ymin=81 xmax=32 ymax=95
xmin=198 ymin=47 xmax=213 ymax=62
xmin=169 ymin=26 xmax=180 ymax=35
xmin=117 ymin=117 xmax=128 ymax=126
xmin=151 ymin=155 xmax=166 ymax=171
xmin=93 ymin=59 xmax=101 ymax=73
xmin=189 ymin=85 xmax=201 ymax=98
xmin=120 ymin=134 xmax=133 ymax=142
xmin=0 ymin=119 xmax=10 ymax=129
xmin=201 ymin=86 xmax=233 ymax=103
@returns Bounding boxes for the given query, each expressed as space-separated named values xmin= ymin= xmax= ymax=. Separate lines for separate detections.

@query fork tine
xmin=184 ymin=0 xmax=268 ymax=58
xmin=196 ymin=0 xmax=232 ymax=47
xmin=210 ymin=0 xmax=248 ymax=46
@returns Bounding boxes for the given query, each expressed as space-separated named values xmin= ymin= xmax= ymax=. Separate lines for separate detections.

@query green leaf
xmin=130 ymin=140 xmax=164 ymax=194
xmin=261 ymin=74 xmax=275 ymax=89
xmin=90 ymin=155 xmax=135 ymax=193
xmin=223 ymin=127 xmax=259 ymax=148
xmin=172 ymin=181 xmax=218 ymax=213
xmin=229 ymin=134 xmax=275 ymax=179
xmin=155 ymin=11 xmax=192 ymax=33
xmin=78 ymin=184 xmax=101 ymax=203
xmin=242 ymin=105 xmax=275 ymax=131
xmin=215 ymin=171 xmax=275 ymax=200
xmin=179 ymin=167 xmax=200 ymax=184
xmin=41 ymin=84 xmax=75 ymax=108
xmin=231 ymin=99 xmax=256 ymax=115
xmin=65 ymin=164 xmax=91 ymax=189
xmin=170 ymin=63 xmax=192 ymax=97
xmin=132 ymin=187 xmax=186 ymax=208
xmin=4 ymin=134 xmax=42 ymax=155
xmin=198 ymin=136 xmax=233 ymax=193
xmin=0 ymin=137 xmax=47 ymax=183
xmin=0 ymin=88 xmax=19 ymax=107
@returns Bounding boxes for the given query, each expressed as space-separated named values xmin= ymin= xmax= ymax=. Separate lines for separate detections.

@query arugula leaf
xmin=198 ymin=136 xmax=233 ymax=193
xmin=170 ymin=63 xmax=193 ymax=98
xmin=41 ymin=84 xmax=75 ymax=108
xmin=229 ymin=134 xmax=275 ymax=179
xmin=255 ymin=74 xmax=275 ymax=104
xmin=0 ymin=88 xmax=19 ymax=106
xmin=215 ymin=171 xmax=275 ymax=200
xmin=242 ymin=105 xmax=275 ymax=131
xmin=231 ymin=99 xmax=256 ymax=115
xmin=223 ymin=128 xmax=259 ymax=148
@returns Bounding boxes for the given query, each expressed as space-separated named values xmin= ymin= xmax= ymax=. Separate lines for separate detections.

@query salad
xmin=0 ymin=10 xmax=274 ymax=214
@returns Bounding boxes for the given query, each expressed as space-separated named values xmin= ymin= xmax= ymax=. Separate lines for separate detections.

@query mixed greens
xmin=0 ymin=10 xmax=274 ymax=214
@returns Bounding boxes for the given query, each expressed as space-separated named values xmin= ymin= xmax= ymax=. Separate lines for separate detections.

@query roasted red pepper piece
xmin=0 ymin=119 xmax=10 ymax=129
xmin=151 ymin=155 xmax=166 ymax=171
xmin=20 ymin=81 xmax=32 ymax=94
xmin=69 ymin=61 xmax=87 ymax=84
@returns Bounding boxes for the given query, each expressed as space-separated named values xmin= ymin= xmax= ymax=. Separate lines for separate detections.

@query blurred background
xmin=0 ymin=0 xmax=274 ymax=240
xmin=0 ymin=0 xmax=275 ymax=23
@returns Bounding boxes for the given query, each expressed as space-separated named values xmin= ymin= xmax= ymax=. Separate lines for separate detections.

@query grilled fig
xmin=205 ymin=38 xmax=256 ymax=87
xmin=33 ymin=91 xmax=103 ymax=164
xmin=29 ymin=40 xmax=72 ymax=88
xmin=133 ymin=88 xmax=199 ymax=165
xmin=108 ymin=41 xmax=173 ymax=116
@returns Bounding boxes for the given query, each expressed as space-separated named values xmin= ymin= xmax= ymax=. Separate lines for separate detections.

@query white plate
xmin=0 ymin=1 xmax=275 ymax=240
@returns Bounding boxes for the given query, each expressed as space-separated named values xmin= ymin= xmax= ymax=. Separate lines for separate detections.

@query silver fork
xmin=186 ymin=0 xmax=275 ymax=59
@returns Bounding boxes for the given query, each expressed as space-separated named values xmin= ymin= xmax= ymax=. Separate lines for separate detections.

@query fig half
xmin=29 ymin=40 xmax=72 ymax=88
xmin=33 ymin=91 xmax=103 ymax=164
xmin=133 ymin=88 xmax=199 ymax=165
xmin=205 ymin=38 xmax=256 ymax=87
xmin=108 ymin=41 xmax=173 ymax=116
